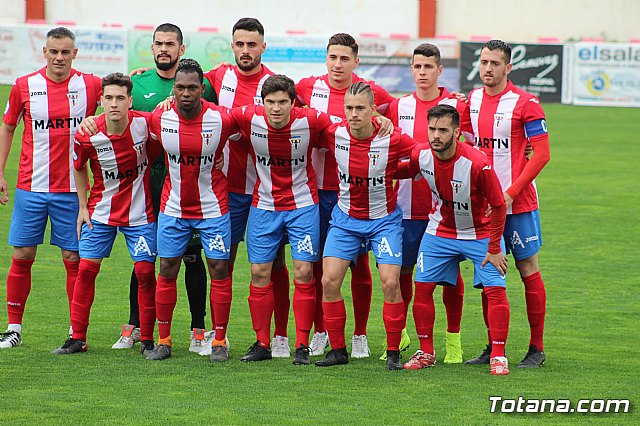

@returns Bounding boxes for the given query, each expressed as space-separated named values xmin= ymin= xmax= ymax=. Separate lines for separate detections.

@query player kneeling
xmin=52 ymin=73 xmax=158 ymax=355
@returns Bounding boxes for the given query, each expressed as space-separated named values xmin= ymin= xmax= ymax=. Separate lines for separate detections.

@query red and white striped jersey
xmin=296 ymin=73 xmax=395 ymax=191
xmin=466 ymin=81 xmax=547 ymax=214
xmin=231 ymin=105 xmax=333 ymax=211
xmin=149 ymin=100 xmax=238 ymax=219
xmin=319 ymin=123 xmax=414 ymax=220
xmin=387 ymin=88 xmax=466 ymax=220
xmin=3 ymin=67 xmax=101 ymax=193
xmin=409 ymin=142 xmax=504 ymax=240
xmin=73 ymin=111 xmax=154 ymax=226
xmin=204 ymin=65 xmax=273 ymax=195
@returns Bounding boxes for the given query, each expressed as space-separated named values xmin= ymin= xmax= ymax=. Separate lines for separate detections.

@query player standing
xmin=51 ymin=73 xmax=157 ymax=355
xmin=400 ymin=104 xmax=511 ymax=375
xmin=0 ymin=27 xmax=101 ymax=348
xmin=463 ymin=40 xmax=550 ymax=368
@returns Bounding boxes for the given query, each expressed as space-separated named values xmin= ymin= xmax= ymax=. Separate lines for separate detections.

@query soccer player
xmin=112 ymin=23 xmax=218 ymax=353
xmin=0 ymin=27 xmax=101 ymax=348
xmin=145 ymin=59 xmax=238 ymax=362
xmin=296 ymin=33 xmax=397 ymax=358
xmin=51 ymin=73 xmax=158 ymax=355
xmin=400 ymin=104 xmax=511 ymax=375
xmin=203 ymin=18 xmax=292 ymax=358
xmin=463 ymin=40 xmax=550 ymax=368
xmin=384 ymin=43 xmax=466 ymax=363
xmin=315 ymin=82 xmax=414 ymax=370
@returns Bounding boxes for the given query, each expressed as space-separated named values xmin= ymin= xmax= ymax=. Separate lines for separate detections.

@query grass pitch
xmin=0 ymin=85 xmax=638 ymax=424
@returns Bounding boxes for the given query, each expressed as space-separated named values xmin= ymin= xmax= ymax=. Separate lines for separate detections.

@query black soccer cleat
xmin=292 ymin=344 xmax=311 ymax=365
xmin=52 ymin=338 xmax=87 ymax=355
xmin=464 ymin=344 xmax=492 ymax=365
xmin=240 ymin=341 xmax=272 ymax=362
xmin=140 ymin=340 xmax=155 ymax=357
xmin=385 ymin=350 xmax=403 ymax=370
xmin=315 ymin=347 xmax=349 ymax=367
xmin=517 ymin=345 xmax=546 ymax=368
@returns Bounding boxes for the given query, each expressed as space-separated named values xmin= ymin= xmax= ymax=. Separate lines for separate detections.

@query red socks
xmin=383 ymin=301 xmax=405 ymax=351
xmin=413 ymin=282 xmax=436 ymax=354
xmin=6 ymin=256 xmax=34 ymax=325
xmin=523 ymin=271 xmax=546 ymax=350
xmin=484 ymin=286 xmax=510 ymax=358
xmin=271 ymin=265 xmax=290 ymax=337
xmin=350 ymin=254 xmax=372 ymax=336
xmin=312 ymin=261 xmax=325 ymax=333
xmin=210 ymin=277 xmax=232 ymax=341
xmin=70 ymin=259 xmax=101 ymax=341
xmin=292 ymin=279 xmax=316 ymax=347
xmin=442 ymin=271 xmax=464 ymax=333
xmin=323 ymin=299 xmax=346 ymax=350
xmin=399 ymin=272 xmax=413 ymax=318
xmin=248 ymin=282 xmax=274 ymax=348
xmin=63 ymin=259 xmax=79 ymax=317
xmin=156 ymin=275 xmax=177 ymax=341
xmin=134 ymin=261 xmax=156 ymax=341
xmin=481 ymin=288 xmax=492 ymax=344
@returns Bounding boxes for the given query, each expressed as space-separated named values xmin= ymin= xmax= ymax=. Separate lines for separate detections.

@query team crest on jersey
xmin=289 ymin=135 xmax=302 ymax=151
xmin=253 ymin=96 xmax=263 ymax=106
xmin=494 ymin=113 xmax=505 ymax=127
xmin=368 ymin=150 xmax=381 ymax=166
xmin=201 ymin=130 xmax=214 ymax=146
xmin=67 ymin=91 xmax=79 ymax=107
xmin=133 ymin=141 xmax=145 ymax=157
xmin=450 ymin=179 xmax=463 ymax=194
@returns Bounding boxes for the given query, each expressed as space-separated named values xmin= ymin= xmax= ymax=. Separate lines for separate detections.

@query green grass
xmin=0 ymin=84 xmax=639 ymax=424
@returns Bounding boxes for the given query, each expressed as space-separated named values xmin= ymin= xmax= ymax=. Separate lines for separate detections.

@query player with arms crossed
xmin=463 ymin=40 xmax=550 ymax=368
xmin=52 ymin=73 xmax=158 ymax=355
xmin=400 ymin=104 xmax=511 ymax=375
xmin=315 ymin=82 xmax=414 ymax=370
xmin=296 ymin=33 xmax=397 ymax=358
xmin=0 ymin=27 xmax=101 ymax=348
xmin=384 ymin=43 xmax=467 ymax=363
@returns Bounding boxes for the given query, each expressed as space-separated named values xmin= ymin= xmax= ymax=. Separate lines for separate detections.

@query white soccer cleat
xmin=111 ymin=324 xmax=140 ymax=349
xmin=189 ymin=328 xmax=207 ymax=353
xmin=198 ymin=331 xmax=231 ymax=356
xmin=271 ymin=335 xmax=291 ymax=358
xmin=309 ymin=331 xmax=329 ymax=356
xmin=0 ymin=330 xmax=22 ymax=349
xmin=351 ymin=334 xmax=371 ymax=358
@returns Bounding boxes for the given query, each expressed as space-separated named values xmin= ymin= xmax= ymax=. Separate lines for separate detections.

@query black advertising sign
xmin=460 ymin=42 xmax=564 ymax=102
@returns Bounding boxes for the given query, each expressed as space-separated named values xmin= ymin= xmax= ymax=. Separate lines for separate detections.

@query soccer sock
xmin=323 ymin=299 xmax=346 ymax=350
xmin=383 ymin=301 xmax=405 ymax=352
xmin=127 ymin=269 xmax=140 ymax=327
xmin=248 ymin=282 xmax=274 ymax=348
xmin=312 ymin=261 xmax=325 ymax=333
xmin=413 ymin=282 xmax=436 ymax=354
xmin=134 ymin=261 xmax=156 ymax=342
xmin=484 ymin=286 xmax=510 ymax=358
xmin=183 ymin=248 xmax=207 ymax=330
xmin=481 ymin=288 xmax=492 ymax=344
xmin=210 ymin=277 xmax=232 ymax=341
xmin=70 ymin=259 xmax=101 ymax=341
xmin=62 ymin=259 xmax=79 ymax=318
xmin=271 ymin=265 xmax=290 ymax=337
xmin=523 ymin=271 xmax=546 ymax=350
xmin=6 ymin=256 xmax=35 ymax=325
xmin=292 ymin=279 xmax=316 ymax=348
xmin=399 ymin=272 xmax=413 ymax=319
xmin=442 ymin=271 xmax=465 ymax=333
xmin=156 ymin=275 xmax=177 ymax=341
xmin=351 ymin=254 xmax=372 ymax=336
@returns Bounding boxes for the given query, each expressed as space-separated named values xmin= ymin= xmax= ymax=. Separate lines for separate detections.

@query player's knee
xmin=380 ymin=278 xmax=402 ymax=302
xmin=61 ymin=249 xmax=79 ymax=262
xmin=159 ymin=257 xmax=180 ymax=277
xmin=515 ymin=255 xmax=539 ymax=278
xmin=293 ymin=262 xmax=313 ymax=283
xmin=250 ymin=264 xmax=271 ymax=286
xmin=13 ymin=246 xmax=37 ymax=260
xmin=207 ymin=259 xmax=228 ymax=280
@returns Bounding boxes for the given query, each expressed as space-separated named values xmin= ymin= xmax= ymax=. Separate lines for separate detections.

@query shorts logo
xmin=450 ymin=179 xmax=463 ymax=194
xmin=494 ymin=113 xmax=505 ymax=128
xmin=417 ymin=252 xmax=424 ymax=272
xmin=510 ymin=230 xmax=525 ymax=249
xmin=67 ymin=91 xmax=79 ymax=107
xmin=209 ymin=234 xmax=228 ymax=253
xmin=377 ymin=237 xmax=401 ymax=258
xmin=368 ymin=150 xmax=381 ymax=166
xmin=133 ymin=236 xmax=153 ymax=256
xmin=290 ymin=135 xmax=302 ymax=151
xmin=201 ymin=130 xmax=214 ymax=146
xmin=297 ymin=234 xmax=316 ymax=256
